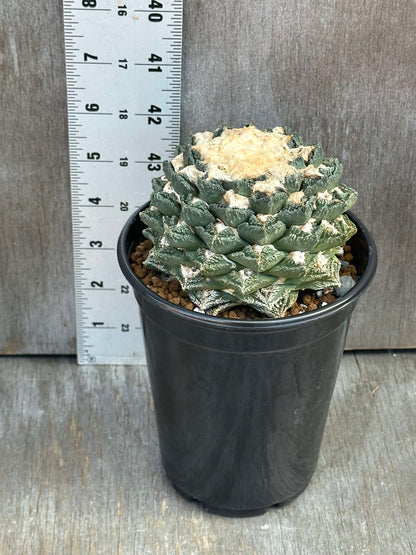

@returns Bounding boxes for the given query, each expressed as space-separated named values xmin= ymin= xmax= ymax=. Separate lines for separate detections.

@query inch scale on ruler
xmin=63 ymin=0 xmax=182 ymax=364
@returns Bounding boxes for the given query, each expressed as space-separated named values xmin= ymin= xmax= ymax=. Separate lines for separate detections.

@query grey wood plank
xmin=181 ymin=0 xmax=416 ymax=349
xmin=1 ymin=0 xmax=415 ymax=352
xmin=0 ymin=353 xmax=415 ymax=553
xmin=0 ymin=2 xmax=75 ymax=354
xmin=350 ymin=351 xmax=416 ymax=550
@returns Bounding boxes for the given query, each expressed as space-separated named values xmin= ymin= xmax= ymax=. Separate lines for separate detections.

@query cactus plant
xmin=140 ymin=124 xmax=358 ymax=317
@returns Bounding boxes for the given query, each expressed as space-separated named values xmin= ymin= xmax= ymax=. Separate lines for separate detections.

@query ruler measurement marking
xmin=82 ymin=288 xmax=117 ymax=291
xmin=67 ymin=8 xmax=112 ymax=11
xmin=84 ymin=326 xmax=118 ymax=330
xmin=134 ymin=9 xmax=177 ymax=13
xmin=73 ymin=112 xmax=114 ymax=116
xmin=63 ymin=0 xmax=182 ymax=364
xmin=134 ymin=113 xmax=177 ymax=116
xmin=134 ymin=63 xmax=175 ymax=67
xmin=70 ymin=62 xmax=113 ymax=65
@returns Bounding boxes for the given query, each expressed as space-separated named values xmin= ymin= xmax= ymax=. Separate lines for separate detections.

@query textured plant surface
xmin=140 ymin=124 xmax=358 ymax=317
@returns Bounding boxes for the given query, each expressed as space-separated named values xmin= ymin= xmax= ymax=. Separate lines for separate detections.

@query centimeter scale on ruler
xmin=63 ymin=0 xmax=183 ymax=364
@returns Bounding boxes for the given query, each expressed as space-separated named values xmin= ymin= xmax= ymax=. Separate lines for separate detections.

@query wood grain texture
xmin=0 ymin=353 xmax=415 ymax=553
xmin=181 ymin=0 xmax=416 ymax=348
xmin=0 ymin=0 xmax=415 ymax=352
xmin=0 ymin=3 xmax=75 ymax=354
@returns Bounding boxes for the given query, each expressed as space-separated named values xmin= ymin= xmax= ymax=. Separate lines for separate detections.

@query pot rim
xmin=117 ymin=204 xmax=377 ymax=331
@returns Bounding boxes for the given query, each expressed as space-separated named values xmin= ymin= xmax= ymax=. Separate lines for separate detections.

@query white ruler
xmin=63 ymin=0 xmax=183 ymax=364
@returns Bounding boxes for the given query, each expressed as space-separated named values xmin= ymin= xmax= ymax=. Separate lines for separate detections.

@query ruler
xmin=63 ymin=0 xmax=183 ymax=364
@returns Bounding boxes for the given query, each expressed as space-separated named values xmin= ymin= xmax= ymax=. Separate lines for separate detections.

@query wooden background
xmin=0 ymin=0 xmax=415 ymax=354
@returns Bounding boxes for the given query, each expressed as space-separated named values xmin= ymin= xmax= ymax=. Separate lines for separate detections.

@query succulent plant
xmin=140 ymin=124 xmax=358 ymax=317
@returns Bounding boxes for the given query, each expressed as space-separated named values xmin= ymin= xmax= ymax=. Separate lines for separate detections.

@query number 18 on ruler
xmin=63 ymin=0 xmax=183 ymax=364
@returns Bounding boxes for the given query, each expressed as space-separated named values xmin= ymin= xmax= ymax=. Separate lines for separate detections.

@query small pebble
xmin=335 ymin=275 xmax=356 ymax=297
xmin=322 ymin=287 xmax=334 ymax=295
xmin=340 ymin=260 xmax=349 ymax=268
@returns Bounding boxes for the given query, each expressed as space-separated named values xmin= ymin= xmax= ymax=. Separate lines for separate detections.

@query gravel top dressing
xmin=130 ymin=239 xmax=358 ymax=320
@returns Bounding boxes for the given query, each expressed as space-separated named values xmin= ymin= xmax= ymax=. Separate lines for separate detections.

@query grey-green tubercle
xmin=140 ymin=124 xmax=358 ymax=317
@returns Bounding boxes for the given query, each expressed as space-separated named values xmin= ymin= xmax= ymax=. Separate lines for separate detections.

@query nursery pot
xmin=117 ymin=205 xmax=377 ymax=517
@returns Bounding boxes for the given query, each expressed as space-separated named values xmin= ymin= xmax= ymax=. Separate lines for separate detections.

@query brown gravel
xmin=130 ymin=240 xmax=358 ymax=319
xmin=130 ymin=240 xmax=196 ymax=312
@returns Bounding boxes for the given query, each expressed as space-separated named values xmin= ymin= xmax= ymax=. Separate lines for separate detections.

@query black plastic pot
xmin=117 ymin=205 xmax=377 ymax=517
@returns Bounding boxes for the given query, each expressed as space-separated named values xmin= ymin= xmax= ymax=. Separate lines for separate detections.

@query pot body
xmin=118 ymin=207 xmax=377 ymax=516
xmin=138 ymin=291 xmax=352 ymax=516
